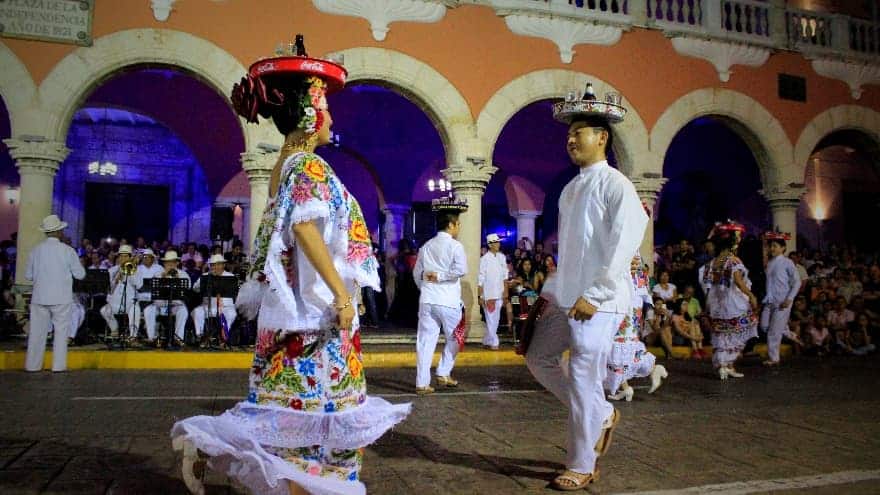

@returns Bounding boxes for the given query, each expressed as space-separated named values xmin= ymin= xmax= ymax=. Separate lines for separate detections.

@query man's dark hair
xmin=767 ymin=238 xmax=787 ymax=249
xmin=436 ymin=212 xmax=459 ymax=232
xmin=571 ymin=115 xmax=614 ymax=152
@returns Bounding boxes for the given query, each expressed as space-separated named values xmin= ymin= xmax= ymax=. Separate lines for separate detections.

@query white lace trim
xmin=172 ymin=417 xmax=365 ymax=495
xmin=605 ymin=340 xmax=656 ymax=394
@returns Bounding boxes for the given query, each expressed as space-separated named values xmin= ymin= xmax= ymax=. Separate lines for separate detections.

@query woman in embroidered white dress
xmin=703 ymin=222 xmax=759 ymax=380
xmin=170 ymin=43 xmax=410 ymax=495
xmin=605 ymin=254 xmax=668 ymax=402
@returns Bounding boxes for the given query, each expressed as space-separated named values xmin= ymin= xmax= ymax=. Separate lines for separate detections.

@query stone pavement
xmin=0 ymin=355 xmax=878 ymax=494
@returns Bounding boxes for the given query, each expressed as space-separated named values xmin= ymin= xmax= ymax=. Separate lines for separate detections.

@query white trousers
xmin=26 ymin=302 xmax=73 ymax=372
xmin=192 ymin=304 xmax=237 ymax=337
xmin=99 ymin=299 xmax=141 ymax=338
xmin=416 ymin=303 xmax=462 ymax=387
xmin=144 ymin=301 xmax=188 ymax=341
xmin=482 ymin=299 xmax=502 ymax=347
xmin=526 ymin=306 xmax=621 ymax=474
xmin=760 ymin=304 xmax=796 ymax=362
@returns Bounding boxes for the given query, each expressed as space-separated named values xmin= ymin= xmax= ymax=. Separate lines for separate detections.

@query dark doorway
xmin=85 ymin=182 xmax=169 ymax=243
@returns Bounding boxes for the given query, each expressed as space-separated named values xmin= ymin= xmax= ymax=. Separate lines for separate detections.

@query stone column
xmin=444 ymin=158 xmax=497 ymax=341
xmin=382 ymin=203 xmax=410 ymax=256
xmin=240 ymin=149 xmax=279 ymax=252
xmin=630 ymin=176 xmax=667 ymax=273
xmin=763 ymin=184 xmax=805 ymax=253
xmin=4 ymin=138 xmax=69 ymax=287
xmin=511 ymin=209 xmax=541 ymax=248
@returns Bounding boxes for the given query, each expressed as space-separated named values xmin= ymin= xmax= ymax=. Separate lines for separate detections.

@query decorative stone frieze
xmin=810 ymin=58 xmax=880 ymax=100
xmin=312 ymin=0 xmax=448 ymax=41
xmin=670 ymin=37 xmax=771 ymax=82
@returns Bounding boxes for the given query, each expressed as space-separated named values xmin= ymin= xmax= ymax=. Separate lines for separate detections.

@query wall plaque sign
xmin=0 ymin=0 xmax=93 ymax=46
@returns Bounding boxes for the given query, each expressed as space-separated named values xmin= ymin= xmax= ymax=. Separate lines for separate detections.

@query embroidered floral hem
xmin=605 ymin=340 xmax=656 ymax=395
xmin=710 ymin=311 xmax=758 ymax=367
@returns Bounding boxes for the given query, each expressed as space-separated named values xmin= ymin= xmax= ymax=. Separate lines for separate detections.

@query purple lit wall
xmin=327 ymin=83 xmax=446 ymax=210
xmin=656 ymin=117 xmax=769 ymax=246
xmin=55 ymin=108 xmax=212 ymax=245
xmin=0 ymin=95 xmax=17 ymax=241
xmin=85 ymin=67 xmax=245 ymax=198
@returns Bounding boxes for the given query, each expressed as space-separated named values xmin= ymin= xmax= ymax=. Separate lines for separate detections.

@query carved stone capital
xmin=240 ymin=150 xmax=278 ymax=184
xmin=312 ymin=0 xmax=448 ymax=41
xmin=4 ymin=138 xmax=69 ymax=177
xmin=444 ymin=158 xmax=498 ymax=196
xmin=670 ymin=37 xmax=771 ymax=82
xmin=761 ymin=184 xmax=805 ymax=210
xmin=630 ymin=175 xmax=668 ymax=203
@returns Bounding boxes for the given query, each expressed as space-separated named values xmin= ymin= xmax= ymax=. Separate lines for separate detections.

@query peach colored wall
xmin=3 ymin=1 xmax=879 ymax=150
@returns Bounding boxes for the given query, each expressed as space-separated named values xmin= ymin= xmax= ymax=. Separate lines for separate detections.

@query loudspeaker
xmin=210 ymin=206 xmax=234 ymax=241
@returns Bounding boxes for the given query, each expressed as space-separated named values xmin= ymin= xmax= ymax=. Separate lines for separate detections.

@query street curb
xmin=0 ymin=344 xmax=789 ymax=370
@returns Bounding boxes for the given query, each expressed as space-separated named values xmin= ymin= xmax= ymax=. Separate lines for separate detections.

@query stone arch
xmin=476 ymin=69 xmax=651 ymax=177
xmin=650 ymin=89 xmax=794 ymax=187
xmin=0 ymin=41 xmax=38 ymax=136
xmin=328 ymin=47 xmax=475 ymax=165
xmin=36 ymin=28 xmax=276 ymax=149
xmin=794 ymin=105 xmax=880 ymax=180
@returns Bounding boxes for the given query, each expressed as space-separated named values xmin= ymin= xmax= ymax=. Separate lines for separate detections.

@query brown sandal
xmin=551 ymin=468 xmax=599 ymax=491
xmin=594 ymin=408 xmax=620 ymax=455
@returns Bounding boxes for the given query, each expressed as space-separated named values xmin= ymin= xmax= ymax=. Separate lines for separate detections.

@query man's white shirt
xmin=26 ymin=237 xmax=86 ymax=305
xmin=543 ymin=160 xmax=648 ymax=313
xmin=479 ymin=251 xmax=507 ymax=300
xmin=764 ymin=255 xmax=800 ymax=305
xmin=414 ymin=231 xmax=467 ymax=308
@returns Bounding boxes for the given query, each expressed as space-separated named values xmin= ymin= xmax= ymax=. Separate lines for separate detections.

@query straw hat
xmin=39 ymin=215 xmax=68 ymax=233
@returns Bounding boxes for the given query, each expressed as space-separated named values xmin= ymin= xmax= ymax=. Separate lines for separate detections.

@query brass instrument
xmin=166 ymin=268 xmax=178 ymax=278
xmin=121 ymin=260 xmax=138 ymax=276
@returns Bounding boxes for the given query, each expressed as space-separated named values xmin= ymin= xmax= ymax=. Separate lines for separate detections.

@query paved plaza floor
xmin=0 ymin=355 xmax=878 ymax=494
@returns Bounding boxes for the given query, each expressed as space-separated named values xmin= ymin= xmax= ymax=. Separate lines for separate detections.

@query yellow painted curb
xmin=0 ymin=344 xmax=790 ymax=371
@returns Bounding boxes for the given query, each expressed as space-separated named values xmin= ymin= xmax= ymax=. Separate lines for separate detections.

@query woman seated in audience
xmin=845 ymin=313 xmax=876 ymax=355
xmin=671 ymin=298 xmax=705 ymax=358
xmin=827 ymin=296 xmax=855 ymax=333
xmin=643 ymin=296 xmax=675 ymax=359
xmin=651 ymin=270 xmax=678 ymax=303
xmin=532 ymin=255 xmax=557 ymax=294
xmin=804 ymin=315 xmax=831 ymax=356
xmin=514 ymin=258 xmax=540 ymax=294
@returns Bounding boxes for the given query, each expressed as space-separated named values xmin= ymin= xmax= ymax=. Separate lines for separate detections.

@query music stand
xmin=199 ymin=275 xmax=239 ymax=348
xmin=72 ymin=269 xmax=110 ymax=344
xmin=150 ymin=277 xmax=191 ymax=349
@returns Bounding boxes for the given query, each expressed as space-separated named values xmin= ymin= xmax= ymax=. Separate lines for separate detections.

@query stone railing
xmin=491 ymin=0 xmax=878 ymax=57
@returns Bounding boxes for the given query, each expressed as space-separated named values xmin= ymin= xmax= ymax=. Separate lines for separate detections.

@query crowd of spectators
xmin=650 ymin=238 xmax=879 ymax=358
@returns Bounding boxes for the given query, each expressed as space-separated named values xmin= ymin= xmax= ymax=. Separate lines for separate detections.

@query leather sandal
xmin=436 ymin=375 xmax=459 ymax=388
xmin=551 ymin=468 xmax=599 ymax=491
xmin=594 ymin=408 xmax=620 ymax=456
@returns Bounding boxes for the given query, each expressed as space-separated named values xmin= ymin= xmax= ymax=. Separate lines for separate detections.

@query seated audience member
xmin=643 ymin=296 xmax=674 ymax=359
xmin=846 ymin=313 xmax=876 ymax=355
xmin=805 ymin=315 xmax=831 ymax=356
xmin=670 ymin=298 xmax=705 ymax=358
xmin=826 ymin=297 xmax=855 ymax=332
xmin=651 ymin=270 xmax=678 ymax=303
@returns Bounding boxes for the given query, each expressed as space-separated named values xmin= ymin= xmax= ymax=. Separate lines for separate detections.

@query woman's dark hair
xmin=710 ymin=231 xmax=738 ymax=252
xmin=676 ymin=299 xmax=692 ymax=321
xmin=262 ymin=75 xmax=313 ymax=136
xmin=517 ymin=258 xmax=536 ymax=278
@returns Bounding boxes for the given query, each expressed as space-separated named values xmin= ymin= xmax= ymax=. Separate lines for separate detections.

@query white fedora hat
xmin=118 ymin=245 xmax=133 ymax=255
xmin=39 ymin=214 xmax=68 ymax=233
xmin=160 ymin=250 xmax=180 ymax=262
xmin=485 ymin=233 xmax=501 ymax=244
xmin=207 ymin=254 xmax=226 ymax=265
xmin=141 ymin=248 xmax=156 ymax=258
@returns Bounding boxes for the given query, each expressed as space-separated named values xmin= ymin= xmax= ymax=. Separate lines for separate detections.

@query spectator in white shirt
xmin=24 ymin=215 xmax=86 ymax=372
xmin=478 ymin=233 xmax=508 ymax=350
xmin=651 ymin=270 xmax=678 ymax=303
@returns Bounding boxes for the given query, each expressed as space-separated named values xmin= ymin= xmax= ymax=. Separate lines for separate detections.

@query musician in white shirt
xmin=191 ymin=254 xmax=237 ymax=345
xmin=99 ymin=245 xmax=142 ymax=340
xmin=525 ymin=94 xmax=648 ymax=490
xmin=25 ymin=215 xmax=86 ymax=372
xmin=143 ymin=250 xmax=190 ymax=344
xmin=413 ymin=204 xmax=468 ymax=394
xmin=478 ymin=233 xmax=507 ymax=350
